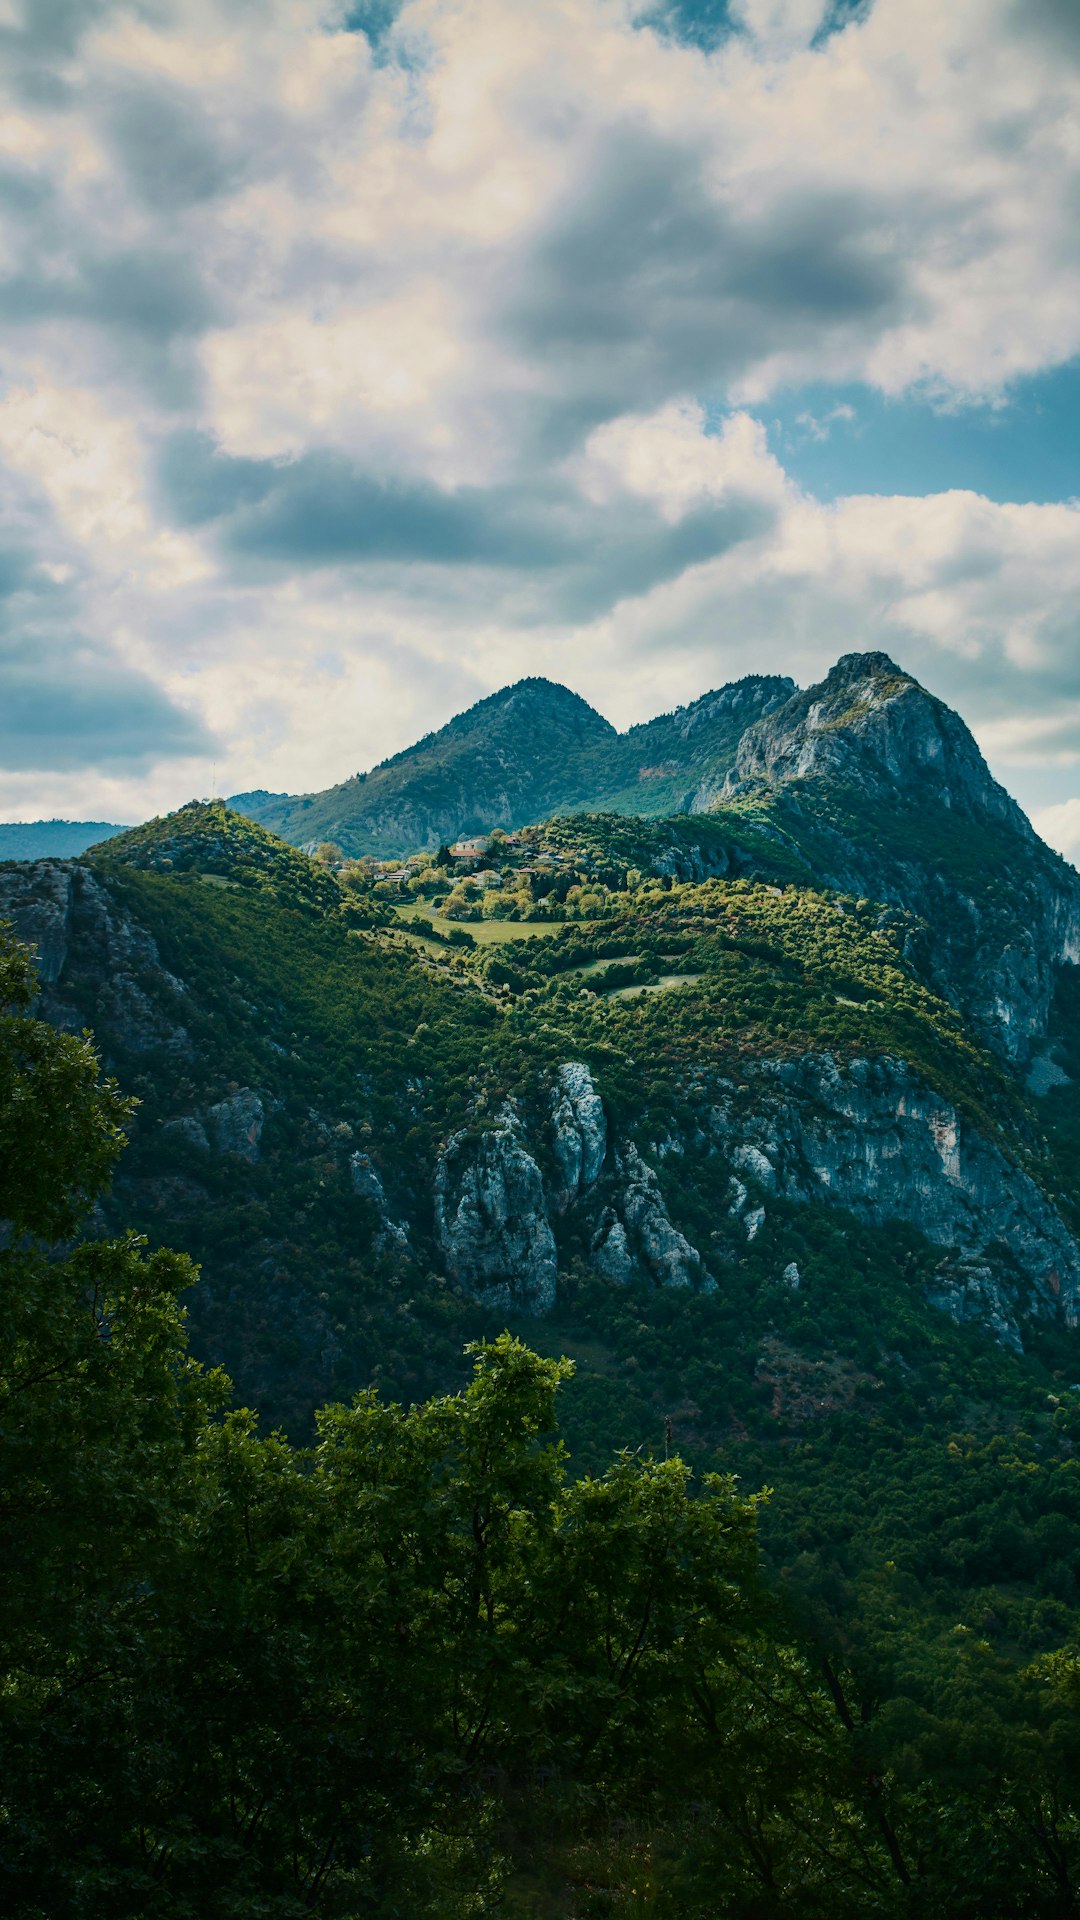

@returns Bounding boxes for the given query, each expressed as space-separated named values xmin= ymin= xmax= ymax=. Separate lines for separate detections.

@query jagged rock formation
xmin=206 ymin=1089 xmax=265 ymax=1162
xmin=0 ymin=859 xmax=75 ymax=987
xmin=591 ymin=1143 xmax=703 ymax=1289
xmin=722 ymin=653 xmax=1080 ymax=1061
xmin=349 ymin=1150 xmax=409 ymax=1251
xmin=0 ymin=861 xmax=191 ymax=1055
xmin=550 ymin=1061 xmax=607 ymax=1210
xmin=727 ymin=652 xmax=1022 ymax=820
xmin=434 ymin=1113 xmax=558 ymax=1313
xmin=707 ymin=1052 xmax=1080 ymax=1343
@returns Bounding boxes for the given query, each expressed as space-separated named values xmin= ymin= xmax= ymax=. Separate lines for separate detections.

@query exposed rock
xmin=0 ymin=861 xmax=191 ymax=1055
xmin=206 ymin=1089 xmax=264 ymax=1162
xmin=549 ymin=1061 xmax=607 ymax=1211
xmin=723 ymin=654 xmax=1080 ymax=1061
xmin=435 ymin=1117 xmax=557 ymax=1312
xmin=727 ymin=653 xmax=1025 ymax=824
xmin=591 ymin=1210 xmax=635 ymax=1284
xmin=744 ymin=1206 xmax=766 ymax=1242
xmin=591 ymin=1144 xmax=702 ymax=1289
xmin=781 ymin=1262 xmax=801 ymax=1289
xmin=349 ymin=1150 xmax=409 ymax=1251
xmin=925 ymin=1254 xmax=1023 ymax=1354
xmin=708 ymin=1052 xmax=1080 ymax=1337
xmin=0 ymin=860 xmax=74 ymax=985
xmin=161 ymin=1115 xmax=210 ymax=1153
xmin=733 ymin=1143 xmax=776 ymax=1189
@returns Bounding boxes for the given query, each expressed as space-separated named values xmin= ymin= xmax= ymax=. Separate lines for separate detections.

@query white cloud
xmin=1033 ymin=799 xmax=1080 ymax=866
xmin=2 ymin=0 xmax=1080 ymax=819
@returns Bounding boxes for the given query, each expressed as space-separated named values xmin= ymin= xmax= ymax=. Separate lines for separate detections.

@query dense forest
xmin=4 ymin=923 xmax=1080 ymax=1916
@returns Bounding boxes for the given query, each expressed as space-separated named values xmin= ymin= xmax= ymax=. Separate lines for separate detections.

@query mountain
xmin=7 ymin=657 xmax=1080 ymax=1911
xmin=715 ymin=651 xmax=1080 ymax=1062
xmin=0 ymin=818 xmax=130 ymax=859
xmin=2 ymin=654 xmax=1077 ymax=1407
xmin=231 ymin=671 xmax=795 ymax=856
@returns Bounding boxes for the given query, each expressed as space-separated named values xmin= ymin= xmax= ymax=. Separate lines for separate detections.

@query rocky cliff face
xmin=550 ymin=1061 xmax=607 ymax=1210
xmin=0 ymin=860 xmax=192 ymax=1056
xmin=434 ymin=1110 xmax=558 ymax=1313
xmin=728 ymin=652 xmax=1024 ymax=825
xmin=590 ymin=1143 xmax=702 ymax=1289
xmin=6 ymin=744 xmax=1079 ymax=1372
xmin=427 ymin=1048 xmax=1079 ymax=1352
xmin=705 ymin=1052 xmax=1080 ymax=1348
xmin=722 ymin=653 xmax=1080 ymax=1062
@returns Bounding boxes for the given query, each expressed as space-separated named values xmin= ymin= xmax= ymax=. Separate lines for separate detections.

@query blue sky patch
xmin=737 ymin=360 xmax=1080 ymax=505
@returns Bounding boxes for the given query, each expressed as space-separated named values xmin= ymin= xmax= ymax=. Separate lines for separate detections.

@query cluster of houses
xmin=354 ymin=826 xmax=596 ymax=897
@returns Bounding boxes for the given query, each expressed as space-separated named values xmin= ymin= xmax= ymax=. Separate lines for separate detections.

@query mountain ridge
xmin=0 ymin=818 xmax=130 ymax=860
xmin=230 ymin=670 xmax=796 ymax=856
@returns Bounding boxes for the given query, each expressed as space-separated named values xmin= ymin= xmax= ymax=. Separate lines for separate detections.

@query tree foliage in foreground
xmin=2 ymin=927 xmax=1080 ymax=1917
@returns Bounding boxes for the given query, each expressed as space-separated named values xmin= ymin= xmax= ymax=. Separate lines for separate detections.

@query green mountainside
xmin=5 ymin=650 xmax=1080 ymax=1912
xmin=231 ymin=671 xmax=795 ymax=856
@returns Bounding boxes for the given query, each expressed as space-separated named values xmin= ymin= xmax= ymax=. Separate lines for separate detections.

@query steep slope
xmin=564 ymin=672 xmax=796 ymax=816
xmin=3 ymin=789 xmax=1078 ymax=1437
xmin=233 ymin=678 xmax=617 ymax=856
xmin=231 ymin=672 xmax=794 ymax=856
xmin=717 ymin=652 xmax=1080 ymax=1061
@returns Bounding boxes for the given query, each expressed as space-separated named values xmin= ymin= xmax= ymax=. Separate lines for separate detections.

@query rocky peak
xmin=727 ymin=652 xmax=1026 ymax=830
xmin=673 ymin=674 xmax=796 ymax=742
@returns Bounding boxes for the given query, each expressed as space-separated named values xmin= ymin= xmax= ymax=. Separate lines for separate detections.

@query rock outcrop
xmin=591 ymin=1144 xmax=702 ymax=1290
xmin=434 ymin=1113 xmax=557 ymax=1312
xmin=727 ymin=652 xmax=1023 ymax=823
xmin=161 ymin=1115 xmax=210 ymax=1153
xmin=206 ymin=1089 xmax=264 ymax=1162
xmin=0 ymin=860 xmax=74 ymax=985
xmin=722 ymin=653 xmax=1080 ymax=1061
xmin=550 ymin=1061 xmax=607 ymax=1211
xmin=0 ymin=860 xmax=192 ymax=1056
xmin=707 ymin=1052 xmax=1080 ymax=1339
xmin=349 ymin=1150 xmax=409 ymax=1251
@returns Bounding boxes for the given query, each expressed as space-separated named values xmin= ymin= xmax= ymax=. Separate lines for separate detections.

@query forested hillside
xmin=4 ymin=926 xmax=1080 ymax=1917
xmin=4 ymin=650 xmax=1080 ymax=1913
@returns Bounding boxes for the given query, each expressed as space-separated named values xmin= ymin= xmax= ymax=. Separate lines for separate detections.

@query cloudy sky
xmin=2 ymin=0 xmax=1080 ymax=853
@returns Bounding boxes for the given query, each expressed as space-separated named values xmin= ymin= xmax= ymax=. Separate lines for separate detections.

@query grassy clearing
xmin=604 ymin=972 xmax=703 ymax=1000
xmin=393 ymin=901 xmax=562 ymax=945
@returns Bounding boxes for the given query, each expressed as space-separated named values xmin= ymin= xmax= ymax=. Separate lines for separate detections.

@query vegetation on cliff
xmin=4 ymin=927 xmax=1080 ymax=1917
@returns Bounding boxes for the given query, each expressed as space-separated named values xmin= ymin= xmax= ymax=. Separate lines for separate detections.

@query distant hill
xmin=231 ymin=672 xmax=795 ymax=857
xmin=0 ymin=819 xmax=130 ymax=860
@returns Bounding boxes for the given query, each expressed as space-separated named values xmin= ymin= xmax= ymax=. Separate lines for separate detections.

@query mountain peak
xmin=726 ymin=652 xmax=1024 ymax=828
xmin=827 ymin=650 xmax=911 ymax=686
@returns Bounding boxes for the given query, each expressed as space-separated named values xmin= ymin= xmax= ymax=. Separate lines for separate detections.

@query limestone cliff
xmin=434 ymin=1112 xmax=558 ymax=1313
xmin=705 ymin=1052 xmax=1080 ymax=1347
xmin=722 ymin=653 xmax=1080 ymax=1061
